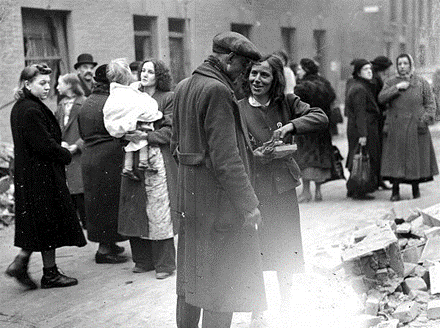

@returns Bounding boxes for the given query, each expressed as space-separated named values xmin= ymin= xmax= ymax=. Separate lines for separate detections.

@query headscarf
xmin=396 ymin=53 xmax=415 ymax=79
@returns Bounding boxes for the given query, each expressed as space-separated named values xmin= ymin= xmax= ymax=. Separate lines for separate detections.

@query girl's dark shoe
xmin=5 ymin=255 xmax=38 ymax=290
xmin=390 ymin=194 xmax=401 ymax=202
xmin=41 ymin=266 xmax=78 ymax=289
xmin=109 ymin=244 xmax=125 ymax=255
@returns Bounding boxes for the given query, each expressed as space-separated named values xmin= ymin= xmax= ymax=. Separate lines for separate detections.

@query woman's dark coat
xmin=345 ymin=77 xmax=382 ymax=188
xmin=239 ymin=94 xmax=328 ymax=274
xmin=10 ymin=90 xmax=86 ymax=251
xmin=294 ymin=75 xmax=335 ymax=172
xmin=378 ymin=74 xmax=438 ymax=182
xmin=171 ymin=57 xmax=266 ymax=313
xmin=55 ymin=96 xmax=86 ymax=194
xmin=78 ymin=83 xmax=126 ymax=243
xmin=118 ymin=90 xmax=179 ymax=237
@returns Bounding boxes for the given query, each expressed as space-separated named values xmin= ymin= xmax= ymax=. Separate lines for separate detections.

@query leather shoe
xmin=95 ymin=252 xmax=128 ymax=264
xmin=156 ymin=272 xmax=173 ymax=279
xmin=133 ymin=264 xmax=154 ymax=273
xmin=109 ymin=244 xmax=125 ymax=255
xmin=390 ymin=194 xmax=401 ymax=202
xmin=41 ymin=267 xmax=78 ymax=289
xmin=378 ymin=181 xmax=391 ymax=190
xmin=5 ymin=256 xmax=38 ymax=290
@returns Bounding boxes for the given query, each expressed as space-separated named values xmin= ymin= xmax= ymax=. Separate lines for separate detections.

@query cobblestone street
xmin=1 ymin=124 xmax=440 ymax=327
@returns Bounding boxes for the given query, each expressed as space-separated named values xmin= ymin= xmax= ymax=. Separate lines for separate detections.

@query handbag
xmin=346 ymin=144 xmax=375 ymax=195
xmin=326 ymin=145 xmax=345 ymax=182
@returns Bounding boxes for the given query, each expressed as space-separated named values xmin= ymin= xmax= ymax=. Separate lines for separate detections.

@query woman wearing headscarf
xmin=295 ymin=58 xmax=337 ymax=202
xmin=378 ymin=54 xmax=438 ymax=201
xmin=345 ymin=59 xmax=381 ymax=199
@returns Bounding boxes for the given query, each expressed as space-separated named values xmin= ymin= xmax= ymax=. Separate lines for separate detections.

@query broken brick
xmin=375 ymin=319 xmax=399 ymax=328
xmin=392 ymin=301 xmax=420 ymax=323
xmin=404 ymin=277 xmax=428 ymax=291
xmin=396 ymin=223 xmax=411 ymax=234
xmin=427 ymin=300 xmax=440 ymax=320
xmin=424 ymin=226 xmax=440 ymax=240
xmin=429 ymin=262 xmax=440 ymax=295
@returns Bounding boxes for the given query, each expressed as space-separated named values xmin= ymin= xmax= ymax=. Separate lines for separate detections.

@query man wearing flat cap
xmin=171 ymin=31 xmax=267 ymax=327
xmin=74 ymin=53 xmax=98 ymax=97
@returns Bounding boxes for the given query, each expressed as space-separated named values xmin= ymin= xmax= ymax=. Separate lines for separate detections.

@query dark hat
xmin=371 ymin=56 xmax=393 ymax=71
xmin=212 ymin=31 xmax=261 ymax=61
xmin=351 ymin=58 xmax=370 ymax=77
xmin=74 ymin=53 xmax=98 ymax=70
xmin=93 ymin=64 xmax=109 ymax=84
xmin=129 ymin=61 xmax=142 ymax=72
xmin=300 ymin=58 xmax=319 ymax=75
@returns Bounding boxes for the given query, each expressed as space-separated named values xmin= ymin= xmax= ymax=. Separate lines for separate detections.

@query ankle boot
xmin=41 ymin=266 xmax=78 ymax=289
xmin=5 ymin=255 xmax=38 ymax=289
xmin=412 ymin=183 xmax=421 ymax=199
xmin=390 ymin=183 xmax=401 ymax=202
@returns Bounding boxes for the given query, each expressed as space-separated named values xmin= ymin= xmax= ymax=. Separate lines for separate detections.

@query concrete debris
xmin=343 ymin=202 xmax=440 ymax=326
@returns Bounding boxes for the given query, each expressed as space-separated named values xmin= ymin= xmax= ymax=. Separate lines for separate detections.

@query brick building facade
xmin=0 ymin=0 xmax=439 ymax=142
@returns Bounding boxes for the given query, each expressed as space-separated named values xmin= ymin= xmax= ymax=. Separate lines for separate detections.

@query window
xmin=390 ymin=0 xmax=397 ymax=22
xmin=281 ymin=27 xmax=296 ymax=62
xmin=133 ymin=15 xmax=156 ymax=61
xmin=22 ymin=8 xmax=69 ymax=98
xmin=418 ymin=0 xmax=424 ymax=25
xmin=402 ymin=0 xmax=408 ymax=23
xmin=386 ymin=42 xmax=393 ymax=58
xmin=399 ymin=43 xmax=407 ymax=54
xmin=313 ymin=30 xmax=326 ymax=71
xmin=427 ymin=0 xmax=432 ymax=26
xmin=169 ymin=18 xmax=187 ymax=84
xmin=231 ymin=23 xmax=252 ymax=39
xmin=419 ymin=44 xmax=426 ymax=66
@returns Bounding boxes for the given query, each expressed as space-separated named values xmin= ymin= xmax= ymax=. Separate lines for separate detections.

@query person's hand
xmin=124 ymin=130 xmax=148 ymax=143
xmin=273 ymin=123 xmax=294 ymax=139
xmin=396 ymin=81 xmax=410 ymax=91
xmin=68 ymin=144 xmax=78 ymax=154
xmin=61 ymin=141 xmax=69 ymax=148
xmin=243 ymin=207 xmax=262 ymax=229
xmin=253 ymin=148 xmax=274 ymax=165
xmin=358 ymin=137 xmax=367 ymax=146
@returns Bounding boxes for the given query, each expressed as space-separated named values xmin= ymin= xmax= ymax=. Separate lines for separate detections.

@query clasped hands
xmin=61 ymin=141 xmax=78 ymax=154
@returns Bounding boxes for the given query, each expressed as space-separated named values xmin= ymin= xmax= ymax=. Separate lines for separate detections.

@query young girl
xmin=55 ymin=74 xmax=87 ymax=228
xmin=103 ymin=59 xmax=162 ymax=181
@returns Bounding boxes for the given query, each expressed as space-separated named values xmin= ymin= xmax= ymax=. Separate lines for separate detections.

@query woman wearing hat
xmin=78 ymin=64 xmax=128 ymax=263
xmin=345 ymin=59 xmax=381 ymax=199
xmin=378 ymin=54 xmax=438 ymax=201
xmin=294 ymin=58 xmax=337 ymax=202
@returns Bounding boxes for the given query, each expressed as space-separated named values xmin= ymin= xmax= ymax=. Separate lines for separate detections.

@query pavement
xmin=1 ymin=123 xmax=440 ymax=327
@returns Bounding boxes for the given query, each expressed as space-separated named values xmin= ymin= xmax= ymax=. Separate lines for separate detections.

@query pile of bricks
xmin=341 ymin=202 xmax=440 ymax=327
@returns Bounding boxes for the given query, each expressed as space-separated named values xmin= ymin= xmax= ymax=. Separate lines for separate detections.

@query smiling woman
xmin=238 ymin=54 xmax=328 ymax=325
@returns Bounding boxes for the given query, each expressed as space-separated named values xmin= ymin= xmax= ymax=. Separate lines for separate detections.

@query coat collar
xmin=62 ymin=96 xmax=86 ymax=132
xmin=193 ymin=56 xmax=235 ymax=92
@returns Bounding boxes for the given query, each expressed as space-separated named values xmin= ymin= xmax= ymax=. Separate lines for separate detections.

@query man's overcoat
xmin=171 ymin=58 xmax=267 ymax=312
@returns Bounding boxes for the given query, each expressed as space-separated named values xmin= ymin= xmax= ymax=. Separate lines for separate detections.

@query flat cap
xmin=212 ymin=31 xmax=261 ymax=61
xmin=371 ymin=56 xmax=393 ymax=71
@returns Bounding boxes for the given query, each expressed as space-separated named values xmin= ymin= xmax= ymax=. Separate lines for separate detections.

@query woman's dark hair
xmin=14 ymin=63 xmax=52 ymax=99
xmin=242 ymin=54 xmax=286 ymax=103
xmin=273 ymin=50 xmax=289 ymax=66
xmin=137 ymin=59 xmax=172 ymax=92
xmin=59 ymin=73 xmax=85 ymax=97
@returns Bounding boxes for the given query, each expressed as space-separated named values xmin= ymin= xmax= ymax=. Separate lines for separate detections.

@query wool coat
xmin=378 ymin=74 xmax=438 ymax=182
xmin=10 ymin=90 xmax=86 ymax=251
xmin=345 ymin=77 xmax=382 ymax=188
xmin=171 ymin=57 xmax=267 ymax=313
xmin=78 ymin=83 xmax=127 ymax=243
xmin=118 ymin=90 xmax=179 ymax=238
xmin=238 ymin=94 xmax=328 ymax=274
xmin=55 ymin=96 xmax=86 ymax=194
xmin=294 ymin=74 xmax=335 ymax=173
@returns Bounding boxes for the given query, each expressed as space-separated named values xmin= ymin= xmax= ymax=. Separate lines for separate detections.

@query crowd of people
xmin=4 ymin=29 xmax=440 ymax=327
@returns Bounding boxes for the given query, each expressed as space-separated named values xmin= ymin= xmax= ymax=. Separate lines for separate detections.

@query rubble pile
xmin=0 ymin=141 xmax=14 ymax=228
xmin=341 ymin=202 xmax=440 ymax=327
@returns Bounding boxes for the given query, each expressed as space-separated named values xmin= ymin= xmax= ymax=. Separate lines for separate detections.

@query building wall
xmin=0 ymin=0 xmax=439 ymax=142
